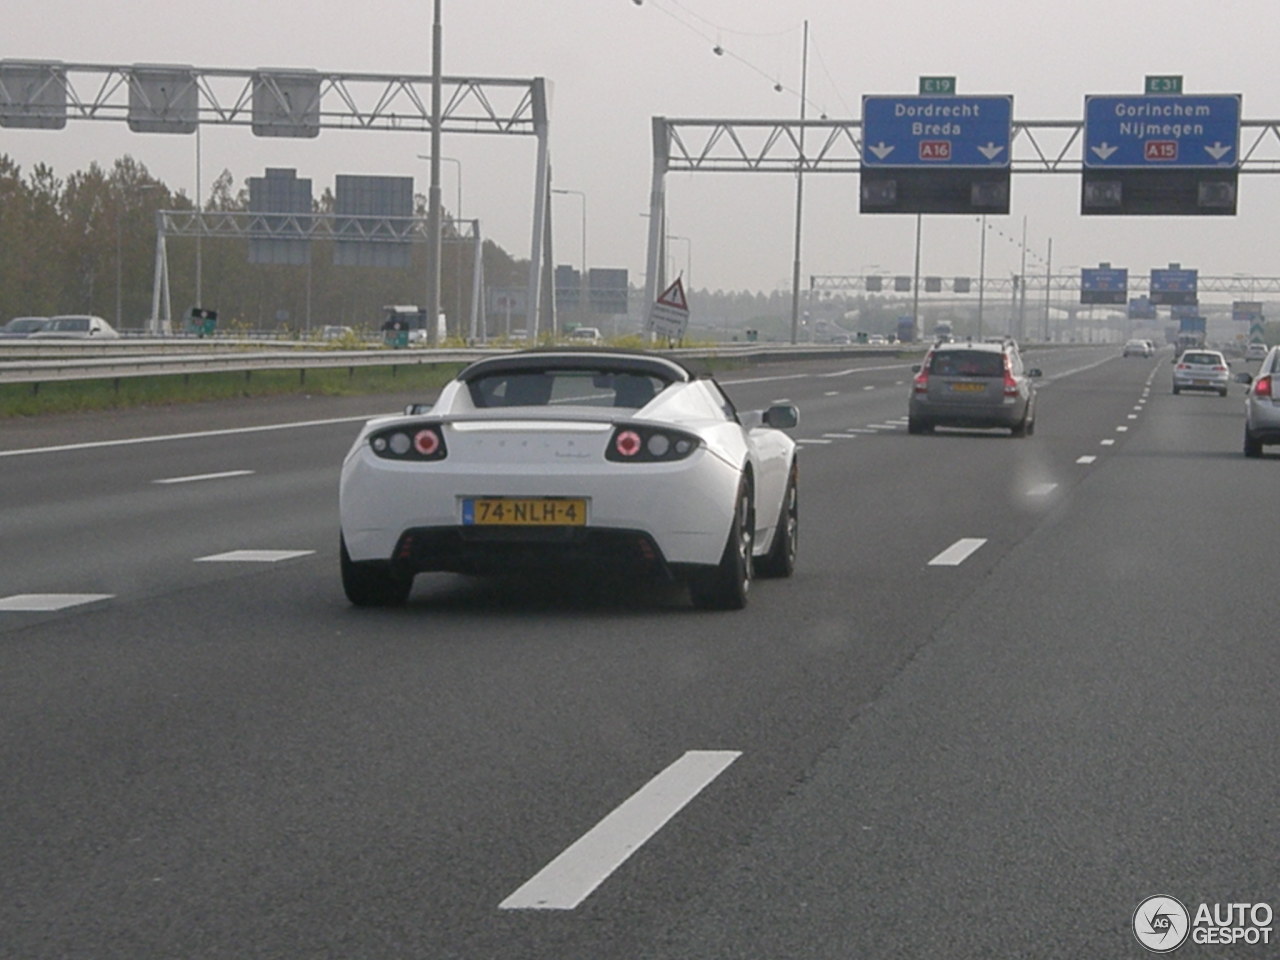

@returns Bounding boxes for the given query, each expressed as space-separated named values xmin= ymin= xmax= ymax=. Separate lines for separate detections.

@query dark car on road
xmin=909 ymin=338 xmax=1042 ymax=437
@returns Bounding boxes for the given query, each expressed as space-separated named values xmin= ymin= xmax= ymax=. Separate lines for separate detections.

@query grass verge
xmin=0 ymin=363 xmax=466 ymax=418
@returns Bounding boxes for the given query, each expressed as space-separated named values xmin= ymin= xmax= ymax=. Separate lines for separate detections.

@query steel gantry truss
xmin=151 ymin=211 xmax=486 ymax=339
xmin=643 ymin=115 xmax=1280 ymax=322
xmin=0 ymin=61 xmax=551 ymax=335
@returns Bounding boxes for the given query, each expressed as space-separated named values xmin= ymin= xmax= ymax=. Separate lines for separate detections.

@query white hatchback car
xmin=28 ymin=315 xmax=120 ymax=339
xmin=1172 ymin=349 xmax=1230 ymax=396
xmin=339 ymin=351 xmax=800 ymax=609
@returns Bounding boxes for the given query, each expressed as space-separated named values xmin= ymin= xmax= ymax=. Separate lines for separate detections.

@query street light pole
xmin=552 ymin=188 xmax=587 ymax=328
xmin=424 ymin=0 xmax=444 ymax=345
xmin=788 ymin=19 xmax=809 ymax=346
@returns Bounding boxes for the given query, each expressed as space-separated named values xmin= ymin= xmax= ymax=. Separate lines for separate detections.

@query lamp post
xmin=552 ymin=188 xmax=587 ymax=329
xmin=666 ymin=234 xmax=691 ymax=288
xmin=416 ymin=154 xmax=462 ymax=220
xmin=788 ymin=19 xmax=810 ymax=345
xmin=424 ymin=0 xmax=444 ymax=345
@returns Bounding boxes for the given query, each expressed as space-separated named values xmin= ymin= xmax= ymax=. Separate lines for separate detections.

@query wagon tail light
xmin=1002 ymin=356 xmax=1019 ymax=397
xmin=1254 ymin=374 xmax=1273 ymax=398
xmin=606 ymin=424 xmax=701 ymax=462
xmin=913 ymin=368 xmax=929 ymax=394
xmin=368 ymin=423 xmax=448 ymax=461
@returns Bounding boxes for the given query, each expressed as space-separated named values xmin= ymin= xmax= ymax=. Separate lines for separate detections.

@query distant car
xmin=908 ymin=339 xmax=1042 ymax=437
xmin=1240 ymin=346 xmax=1280 ymax=456
xmin=1246 ymin=342 xmax=1269 ymax=362
xmin=0 ymin=316 xmax=49 ymax=338
xmin=321 ymin=325 xmax=355 ymax=341
xmin=568 ymin=326 xmax=603 ymax=345
xmin=1123 ymin=339 xmax=1153 ymax=358
xmin=867 ymin=334 xmax=888 ymax=346
xmin=1172 ymin=349 xmax=1230 ymax=396
xmin=27 ymin=314 xmax=120 ymax=340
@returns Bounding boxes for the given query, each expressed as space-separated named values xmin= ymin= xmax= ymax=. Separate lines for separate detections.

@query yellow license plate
xmin=463 ymin=497 xmax=587 ymax=526
xmin=950 ymin=382 xmax=986 ymax=392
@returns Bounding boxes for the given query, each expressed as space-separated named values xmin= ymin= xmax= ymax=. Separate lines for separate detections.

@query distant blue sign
xmin=1081 ymin=267 xmax=1128 ymax=305
xmin=862 ymin=95 xmax=1013 ymax=168
xmin=1084 ymin=95 xmax=1241 ymax=168
xmin=1151 ymin=268 xmax=1198 ymax=306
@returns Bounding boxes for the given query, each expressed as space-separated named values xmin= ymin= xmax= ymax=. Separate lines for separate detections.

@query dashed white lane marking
xmin=499 ymin=750 xmax=741 ymax=911
xmin=845 ymin=428 xmax=878 ymax=434
xmin=822 ymin=433 xmax=857 ymax=439
xmin=154 ymin=470 xmax=255 ymax=485
xmin=1077 ymin=455 xmax=1098 ymax=464
xmin=1134 ymin=405 xmax=1144 ymax=410
xmin=887 ymin=418 xmax=910 ymax=424
xmin=867 ymin=424 xmax=900 ymax=430
xmin=928 ymin=538 xmax=987 ymax=566
xmin=1127 ymin=414 xmax=1138 ymax=420
xmin=195 ymin=550 xmax=316 ymax=563
xmin=0 ymin=416 xmax=374 ymax=458
xmin=1027 ymin=483 xmax=1059 ymax=496
xmin=823 ymin=390 xmax=840 ymax=396
xmin=797 ymin=438 xmax=833 ymax=445
xmin=1101 ymin=439 xmax=1116 ymax=446
xmin=1116 ymin=426 xmax=1129 ymax=432
xmin=863 ymin=385 xmax=876 ymax=391
xmin=770 ymin=398 xmax=791 ymax=404
xmin=0 ymin=594 xmax=114 ymax=612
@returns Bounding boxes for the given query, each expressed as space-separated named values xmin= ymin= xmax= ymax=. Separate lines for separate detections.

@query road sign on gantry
xmin=860 ymin=93 xmax=1013 ymax=214
xmin=1081 ymin=266 xmax=1128 ymax=305
xmin=1149 ymin=267 xmax=1198 ymax=306
xmin=1081 ymin=92 xmax=1241 ymax=215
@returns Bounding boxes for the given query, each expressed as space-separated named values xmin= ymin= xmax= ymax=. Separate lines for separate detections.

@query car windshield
xmin=6 ymin=318 xmax=46 ymax=332
xmin=928 ymin=350 xmax=1004 ymax=377
xmin=467 ymin=367 xmax=668 ymax=409
xmin=1182 ymin=353 xmax=1219 ymax=365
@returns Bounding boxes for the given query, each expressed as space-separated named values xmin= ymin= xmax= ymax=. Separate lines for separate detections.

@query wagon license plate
xmin=950 ymin=382 xmax=986 ymax=392
xmin=463 ymin=497 xmax=587 ymax=526
xmin=1193 ymin=379 xmax=1210 ymax=386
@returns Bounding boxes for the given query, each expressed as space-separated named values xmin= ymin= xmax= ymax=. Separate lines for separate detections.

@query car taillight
xmin=1002 ymin=356 xmax=1019 ymax=397
xmin=913 ymin=369 xmax=929 ymax=393
xmin=606 ymin=425 xmax=700 ymax=462
xmin=1254 ymin=375 xmax=1273 ymax=398
xmin=1176 ymin=363 xmax=1188 ymax=370
xmin=1213 ymin=365 xmax=1227 ymax=372
xmin=369 ymin=423 xmax=448 ymax=461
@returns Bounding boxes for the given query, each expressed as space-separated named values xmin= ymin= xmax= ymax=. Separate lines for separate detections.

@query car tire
xmin=1244 ymin=429 xmax=1263 ymax=458
xmin=689 ymin=477 xmax=753 ymax=610
xmin=755 ymin=465 xmax=797 ymax=579
xmin=1219 ymin=388 xmax=1229 ymax=397
xmin=907 ymin=417 xmax=932 ymax=435
xmin=341 ymin=535 xmax=413 ymax=607
xmin=1172 ymin=385 xmax=1181 ymax=395
xmin=1011 ymin=409 xmax=1031 ymax=438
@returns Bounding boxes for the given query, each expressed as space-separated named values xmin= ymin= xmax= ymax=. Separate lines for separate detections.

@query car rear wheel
xmin=341 ymin=535 xmax=413 ymax=606
xmin=907 ymin=417 xmax=932 ymax=435
xmin=1244 ymin=429 xmax=1263 ymax=458
xmin=755 ymin=465 xmax=797 ymax=579
xmin=1172 ymin=385 xmax=1181 ymax=395
xmin=690 ymin=478 xmax=753 ymax=610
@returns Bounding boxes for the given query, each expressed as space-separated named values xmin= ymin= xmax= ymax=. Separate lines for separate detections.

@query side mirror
xmin=763 ymin=404 xmax=799 ymax=429
xmin=1235 ymin=372 xmax=1253 ymax=384
xmin=1028 ymin=368 xmax=1043 ymax=378
xmin=911 ymin=364 xmax=921 ymax=373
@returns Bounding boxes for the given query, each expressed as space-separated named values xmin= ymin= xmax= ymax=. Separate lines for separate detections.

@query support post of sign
xmin=526 ymin=78 xmax=551 ymax=340
xmin=977 ymin=215 xmax=987 ymax=338
xmin=1043 ymin=238 xmax=1053 ymax=341
xmin=911 ymin=213 xmax=922 ymax=335
xmin=644 ymin=117 xmax=670 ymax=341
xmin=150 ymin=213 xmax=167 ymax=336
xmin=470 ymin=225 xmax=483 ymax=343
xmin=788 ymin=20 xmax=809 ymax=347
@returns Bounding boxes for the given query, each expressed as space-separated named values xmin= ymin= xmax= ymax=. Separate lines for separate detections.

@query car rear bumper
xmin=1173 ymin=373 xmax=1229 ymax=391
xmin=908 ymin=394 xmax=1027 ymax=428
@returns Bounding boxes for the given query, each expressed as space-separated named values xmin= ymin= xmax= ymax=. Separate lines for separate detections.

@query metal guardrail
xmin=0 ymin=342 xmax=914 ymax=388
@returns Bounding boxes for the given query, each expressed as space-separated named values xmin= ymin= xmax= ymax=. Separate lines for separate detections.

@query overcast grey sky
xmin=8 ymin=0 xmax=1280 ymax=297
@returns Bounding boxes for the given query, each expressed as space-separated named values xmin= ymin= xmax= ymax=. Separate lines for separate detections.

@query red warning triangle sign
xmin=656 ymin=277 xmax=688 ymax=312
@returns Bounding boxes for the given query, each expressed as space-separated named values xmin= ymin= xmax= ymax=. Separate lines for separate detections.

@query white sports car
xmin=339 ymin=350 xmax=799 ymax=609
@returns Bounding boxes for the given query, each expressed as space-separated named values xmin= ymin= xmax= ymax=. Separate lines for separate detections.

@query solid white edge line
xmin=928 ymin=538 xmax=987 ymax=566
xmin=1027 ymin=483 xmax=1058 ymax=496
xmin=797 ymin=438 xmax=833 ymax=444
xmin=153 ymin=470 xmax=255 ymax=485
xmin=0 ymin=415 xmax=375 ymax=459
xmin=499 ymin=750 xmax=741 ymax=911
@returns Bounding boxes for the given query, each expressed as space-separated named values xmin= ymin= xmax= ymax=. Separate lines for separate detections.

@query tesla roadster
xmin=339 ymin=350 xmax=799 ymax=609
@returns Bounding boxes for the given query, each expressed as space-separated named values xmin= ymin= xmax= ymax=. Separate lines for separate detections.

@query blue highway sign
xmin=862 ymin=95 xmax=1013 ymax=168
xmin=1081 ymin=267 xmax=1128 ymax=305
xmin=1084 ymin=95 xmax=1240 ymax=168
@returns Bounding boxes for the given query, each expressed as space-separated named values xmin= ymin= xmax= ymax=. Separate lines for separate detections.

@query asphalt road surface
xmin=3 ymin=347 xmax=1276 ymax=959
